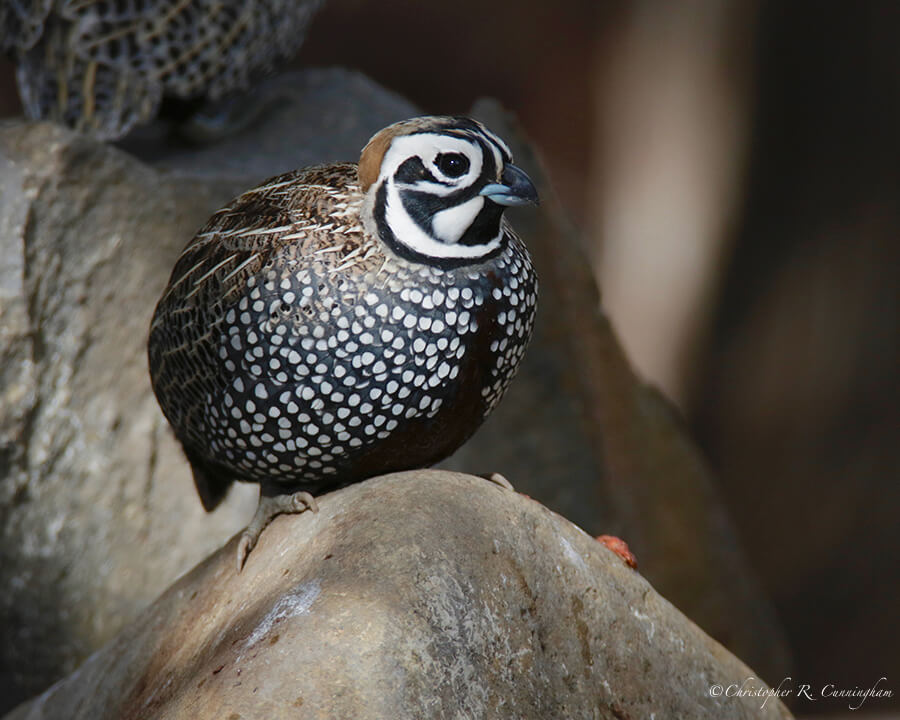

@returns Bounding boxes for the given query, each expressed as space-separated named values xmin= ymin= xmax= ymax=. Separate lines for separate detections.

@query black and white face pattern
xmin=372 ymin=119 xmax=530 ymax=266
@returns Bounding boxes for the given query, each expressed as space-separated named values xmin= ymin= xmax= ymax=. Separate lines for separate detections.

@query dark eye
xmin=434 ymin=152 xmax=470 ymax=178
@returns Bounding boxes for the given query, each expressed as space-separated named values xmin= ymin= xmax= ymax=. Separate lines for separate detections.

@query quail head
xmin=148 ymin=116 xmax=539 ymax=568
xmin=1 ymin=0 xmax=323 ymax=140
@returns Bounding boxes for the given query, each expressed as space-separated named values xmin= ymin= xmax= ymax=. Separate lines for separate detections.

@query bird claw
xmin=482 ymin=472 xmax=514 ymax=491
xmin=292 ymin=492 xmax=319 ymax=513
xmin=236 ymin=533 xmax=255 ymax=573
xmin=235 ymin=490 xmax=319 ymax=572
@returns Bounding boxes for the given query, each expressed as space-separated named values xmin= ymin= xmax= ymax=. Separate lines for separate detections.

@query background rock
xmin=3 ymin=471 xmax=793 ymax=720
xmin=121 ymin=68 xmax=418 ymax=181
xmin=0 ymin=69 xmax=786 ymax=710
xmin=0 ymin=120 xmax=253 ymax=708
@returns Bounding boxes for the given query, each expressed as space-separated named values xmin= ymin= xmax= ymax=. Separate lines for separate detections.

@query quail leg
xmin=481 ymin=472 xmax=514 ymax=490
xmin=236 ymin=490 xmax=319 ymax=571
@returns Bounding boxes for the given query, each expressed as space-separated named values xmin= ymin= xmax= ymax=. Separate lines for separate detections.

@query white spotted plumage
xmin=149 ymin=116 xmax=538 ymax=516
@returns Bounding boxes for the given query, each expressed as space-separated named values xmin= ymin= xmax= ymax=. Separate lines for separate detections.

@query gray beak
xmin=479 ymin=163 xmax=539 ymax=207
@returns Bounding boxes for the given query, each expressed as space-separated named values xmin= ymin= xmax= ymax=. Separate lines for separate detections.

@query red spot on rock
xmin=596 ymin=535 xmax=637 ymax=570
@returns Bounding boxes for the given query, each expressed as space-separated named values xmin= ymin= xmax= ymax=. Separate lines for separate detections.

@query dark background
xmin=2 ymin=0 xmax=897 ymax=715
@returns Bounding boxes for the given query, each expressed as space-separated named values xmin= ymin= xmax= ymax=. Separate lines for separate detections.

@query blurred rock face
xmin=4 ymin=472 xmax=793 ymax=720
xmin=0 ymin=70 xmax=785 ymax=711
xmin=694 ymin=2 xmax=900 ymax=695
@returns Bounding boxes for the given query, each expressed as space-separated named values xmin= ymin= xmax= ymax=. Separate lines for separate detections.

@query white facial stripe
xmin=395 ymin=180 xmax=459 ymax=197
xmin=479 ymin=126 xmax=512 ymax=162
xmin=487 ymin=141 xmax=503 ymax=181
xmin=385 ymin=181 xmax=500 ymax=259
xmin=380 ymin=133 xmax=483 ymax=189
xmin=432 ymin=196 xmax=485 ymax=243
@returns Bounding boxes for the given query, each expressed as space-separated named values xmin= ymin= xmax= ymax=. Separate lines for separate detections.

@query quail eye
xmin=434 ymin=152 xmax=470 ymax=179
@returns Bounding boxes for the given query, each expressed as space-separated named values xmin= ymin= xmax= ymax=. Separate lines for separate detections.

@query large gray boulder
xmin=0 ymin=69 xmax=787 ymax=710
xmin=0 ymin=119 xmax=252 ymax=709
xmin=3 ymin=471 xmax=793 ymax=720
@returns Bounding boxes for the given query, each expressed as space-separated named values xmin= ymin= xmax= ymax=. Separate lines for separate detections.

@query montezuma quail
xmin=1 ymin=0 xmax=322 ymax=139
xmin=149 ymin=116 xmax=539 ymax=568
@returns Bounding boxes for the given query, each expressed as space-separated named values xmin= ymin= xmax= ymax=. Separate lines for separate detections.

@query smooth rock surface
xmin=3 ymin=471 xmax=793 ymax=720
xmin=0 ymin=71 xmax=787 ymax=709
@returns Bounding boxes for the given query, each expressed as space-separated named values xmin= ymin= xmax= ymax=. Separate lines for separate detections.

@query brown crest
xmin=358 ymin=126 xmax=397 ymax=192
xmin=357 ymin=117 xmax=441 ymax=192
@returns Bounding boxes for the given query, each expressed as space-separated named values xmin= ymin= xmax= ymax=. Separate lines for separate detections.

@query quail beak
xmin=479 ymin=164 xmax=539 ymax=207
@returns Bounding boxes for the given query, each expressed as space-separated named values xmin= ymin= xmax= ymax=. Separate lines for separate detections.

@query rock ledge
xmin=6 ymin=471 xmax=792 ymax=720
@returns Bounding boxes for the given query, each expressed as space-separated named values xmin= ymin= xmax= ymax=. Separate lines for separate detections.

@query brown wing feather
xmin=149 ymin=163 xmax=365 ymax=510
xmin=157 ymin=164 xmax=362 ymax=308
